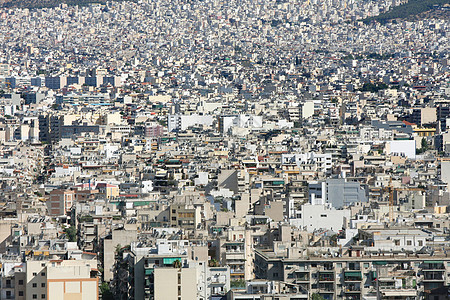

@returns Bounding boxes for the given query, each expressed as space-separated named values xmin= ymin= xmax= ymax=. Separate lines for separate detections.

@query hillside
xmin=363 ymin=0 xmax=450 ymax=24
xmin=0 ymin=0 xmax=130 ymax=9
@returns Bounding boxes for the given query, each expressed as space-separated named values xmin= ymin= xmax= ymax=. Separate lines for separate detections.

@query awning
xmin=382 ymin=290 xmax=417 ymax=297
xmin=224 ymin=242 xmax=244 ymax=245
xmin=145 ymin=269 xmax=154 ymax=275
xmin=424 ymin=261 xmax=443 ymax=264
xmin=344 ymin=271 xmax=362 ymax=277
xmin=373 ymin=261 xmax=387 ymax=265
xmin=163 ymin=257 xmax=181 ymax=265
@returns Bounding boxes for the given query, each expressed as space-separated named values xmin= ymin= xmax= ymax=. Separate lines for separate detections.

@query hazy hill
xmin=363 ymin=0 xmax=450 ymax=24
xmin=0 ymin=0 xmax=131 ymax=9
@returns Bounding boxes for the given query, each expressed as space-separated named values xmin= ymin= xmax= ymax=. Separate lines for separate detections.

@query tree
xmin=417 ymin=137 xmax=429 ymax=154
xmin=172 ymin=259 xmax=182 ymax=268
xmin=311 ymin=294 xmax=326 ymax=300
xmin=421 ymin=138 xmax=428 ymax=150
xmin=64 ymin=226 xmax=77 ymax=242
xmin=230 ymin=279 xmax=246 ymax=288
xmin=208 ymin=259 xmax=220 ymax=267
xmin=99 ymin=282 xmax=113 ymax=300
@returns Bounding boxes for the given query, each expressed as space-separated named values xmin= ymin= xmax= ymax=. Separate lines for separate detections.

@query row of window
xmin=5 ymin=291 xmax=45 ymax=298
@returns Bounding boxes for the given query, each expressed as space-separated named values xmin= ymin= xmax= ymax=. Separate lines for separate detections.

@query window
xmin=407 ymin=240 xmax=412 ymax=246
xmin=41 ymin=295 xmax=46 ymax=299
xmin=19 ymin=280 xmax=24 ymax=285
xmin=364 ymin=263 xmax=369 ymax=268
xmin=336 ymin=263 xmax=342 ymax=268
xmin=33 ymin=272 xmax=37 ymax=276
xmin=320 ymin=214 xmax=327 ymax=218
xmin=41 ymin=263 xmax=45 ymax=267
xmin=32 ymin=283 xmax=37 ymax=288
xmin=41 ymin=273 xmax=45 ymax=276
xmin=273 ymin=272 xmax=279 ymax=278
xmin=41 ymin=283 xmax=46 ymax=287
xmin=19 ymin=291 xmax=24 ymax=296
xmin=394 ymin=240 xmax=400 ymax=246
xmin=32 ymin=295 xmax=37 ymax=299
xmin=418 ymin=240 xmax=423 ymax=246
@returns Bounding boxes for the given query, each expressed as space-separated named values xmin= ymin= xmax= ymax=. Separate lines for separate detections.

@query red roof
xmin=402 ymin=120 xmax=416 ymax=126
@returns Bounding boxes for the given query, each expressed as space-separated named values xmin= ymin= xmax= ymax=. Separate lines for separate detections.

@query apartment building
xmin=254 ymin=249 xmax=450 ymax=300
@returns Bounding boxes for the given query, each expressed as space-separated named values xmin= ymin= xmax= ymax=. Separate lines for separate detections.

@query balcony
xmin=230 ymin=269 xmax=245 ymax=277
xmin=344 ymin=271 xmax=362 ymax=282
xmin=318 ymin=283 xmax=334 ymax=293
xmin=344 ymin=284 xmax=361 ymax=293
xmin=210 ymin=279 xmax=226 ymax=285
xmin=422 ymin=272 xmax=445 ymax=282
xmin=344 ymin=295 xmax=361 ymax=300
xmin=319 ymin=264 xmax=334 ymax=271
xmin=421 ymin=261 xmax=445 ymax=270
xmin=225 ymin=248 xmax=245 ymax=254
xmin=318 ymin=272 xmax=335 ymax=282
xmin=294 ymin=272 xmax=310 ymax=282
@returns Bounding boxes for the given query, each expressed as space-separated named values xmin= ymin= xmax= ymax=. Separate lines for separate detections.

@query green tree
xmin=311 ymin=294 xmax=326 ymax=300
xmin=172 ymin=259 xmax=182 ymax=268
xmin=99 ymin=282 xmax=113 ymax=300
xmin=421 ymin=138 xmax=428 ymax=150
xmin=418 ymin=137 xmax=429 ymax=154
xmin=64 ymin=226 xmax=77 ymax=242
xmin=230 ymin=279 xmax=246 ymax=288
xmin=208 ymin=259 xmax=220 ymax=267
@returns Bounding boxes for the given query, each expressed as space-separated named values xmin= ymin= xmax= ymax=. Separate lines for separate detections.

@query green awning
xmin=145 ymin=268 xmax=154 ymax=275
xmin=373 ymin=261 xmax=388 ymax=265
xmin=272 ymin=181 xmax=285 ymax=185
xmin=163 ymin=257 xmax=181 ymax=265
xmin=345 ymin=271 xmax=362 ymax=277
xmin=424 ymin=261 xmax=443 ymax=264
xmin=133 ymin=201 xmax=151 ymax=207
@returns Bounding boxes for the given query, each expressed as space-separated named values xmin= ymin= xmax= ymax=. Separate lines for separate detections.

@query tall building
xmin=47 ymin=189 xmax=75 ymax=217
xmin=26 ymin=259 xmax=99 ymax=300
xmin=153 ymin=268 xmax=197 ymax=300
xmin=308 ymin=178 xmax=368 ymax=209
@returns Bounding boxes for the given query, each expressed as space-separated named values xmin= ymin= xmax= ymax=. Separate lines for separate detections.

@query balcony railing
xmin=318 ymin=276 xmax=335 ymax=282
xmin=344 ymin=285 xmax=361 ymax=292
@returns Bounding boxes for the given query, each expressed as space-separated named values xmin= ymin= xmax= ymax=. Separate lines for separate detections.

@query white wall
xmin=289 ymin=204 xmax=350 ymax=232
xmin=442 ymin=161 xmax=450 ymax=189
xmin=387 ymin=140 xmax=416 ymax=159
